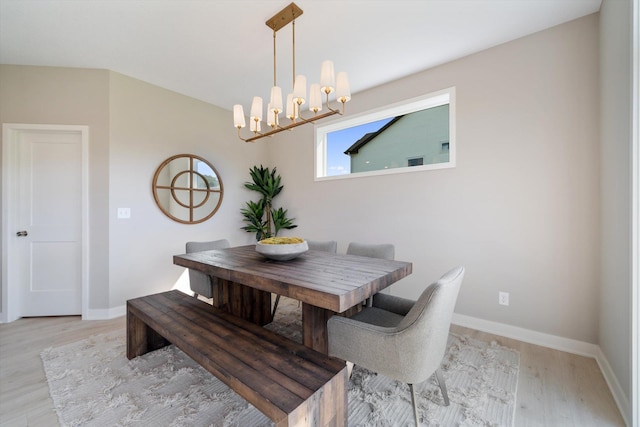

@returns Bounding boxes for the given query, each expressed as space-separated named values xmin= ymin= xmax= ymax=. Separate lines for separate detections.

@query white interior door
xmin=2 ymin=125 xmax=88 ymax=320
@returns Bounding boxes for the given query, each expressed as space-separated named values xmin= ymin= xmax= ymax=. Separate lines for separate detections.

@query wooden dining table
xmin=173 ymin=244 xmax=412 ymax=354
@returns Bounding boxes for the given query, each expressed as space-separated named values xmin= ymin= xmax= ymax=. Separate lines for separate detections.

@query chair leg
xmin=271 ymin=294 xmax=281 ymax=321
xmin=409 ymin=383 xmax=420 ymax=427
xmin=192 ymin=293 xmax=199 ymax=299
xmin=346 ymin=361 xmax=354 ymax=379
xmin=434 ymin=368 xmax=450 ymax=406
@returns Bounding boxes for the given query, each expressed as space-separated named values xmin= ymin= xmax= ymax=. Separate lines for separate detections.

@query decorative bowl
xmin=255 ymin=237 xmax=308 ymax=261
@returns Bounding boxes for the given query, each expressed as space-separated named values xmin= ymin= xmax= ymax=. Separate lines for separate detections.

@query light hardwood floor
xmin=0 ymin=314 xmax=626 ymax=427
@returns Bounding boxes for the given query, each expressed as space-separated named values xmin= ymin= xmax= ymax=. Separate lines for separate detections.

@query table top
xmin=174 ymin=245 xmax=412 ymax=313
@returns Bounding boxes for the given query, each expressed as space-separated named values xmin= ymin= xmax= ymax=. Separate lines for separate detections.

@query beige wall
xmin=268 ymin=15 xmax=601 ymax=343
xmin=0 ymin=65 xmax=267 ymax=313
xmin=599 ymin=0 xmax=633 ymax=414
xmin=0 ymin=65 xmax=111 ymax=309
xmin=107 ymin=71 xmax=267 ymax=307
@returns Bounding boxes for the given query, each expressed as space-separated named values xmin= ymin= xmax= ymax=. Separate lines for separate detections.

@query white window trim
xmin=314 ymin=86 xmax=456 ymax=181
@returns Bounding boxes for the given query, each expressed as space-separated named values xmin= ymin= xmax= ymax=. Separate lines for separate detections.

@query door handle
xmin=16 ymin=230 xmax=28 ymax=237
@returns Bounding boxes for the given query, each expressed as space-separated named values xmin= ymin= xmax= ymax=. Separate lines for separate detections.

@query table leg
xmin=301 ymin=303 xmax=364 ymax=355
xmin=301 ymin=303 xmax=333 ymax=354
xmin=211 ymin=277 xmax=272 ymax=326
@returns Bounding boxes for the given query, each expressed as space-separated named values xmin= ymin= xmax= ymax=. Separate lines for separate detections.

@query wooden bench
xmin=126 ymin=290 xmax=347 ymax=427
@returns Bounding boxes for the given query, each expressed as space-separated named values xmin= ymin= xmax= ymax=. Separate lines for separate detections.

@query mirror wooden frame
xmin=152 ymin=154 xmax=224 ymax=224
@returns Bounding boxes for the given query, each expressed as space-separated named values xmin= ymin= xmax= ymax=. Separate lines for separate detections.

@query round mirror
xmin=152 ymin=154 xmax=224 ymax=224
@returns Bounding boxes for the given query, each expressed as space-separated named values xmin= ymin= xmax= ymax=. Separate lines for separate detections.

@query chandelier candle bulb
xmin=250 ymin=118 xmax=261 ymax=133
xmin=336 ymin=72 xmax=351 ymax=104
xmin=320 ymin=60 xmax=335 ymax=94
xmin=285 ymin=93 xmax=297 ymax=120
xmin=250 ymin=96 xmax=263 ymax=123
xmin=269 ymin=86 xmax=283 ymax=114
xmin=293 ymin=74 xmax=307 ymax=105
xmin=267 ymin=103 xmax=279 ymax=127
xmin=309 ymin=83 xmax=322 ymax=113
xmin=233 ymin=105 xmax=246 ymax=128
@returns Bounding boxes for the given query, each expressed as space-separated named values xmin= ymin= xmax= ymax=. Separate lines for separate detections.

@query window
xmin=407 ymin=157 xmax=424 ymax=167
xmin=315 ymin=87 xmax=455 ymax=180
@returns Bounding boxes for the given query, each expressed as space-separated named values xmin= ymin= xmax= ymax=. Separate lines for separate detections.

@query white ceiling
xmin=0 ymin=0 xmax=601 ymax=112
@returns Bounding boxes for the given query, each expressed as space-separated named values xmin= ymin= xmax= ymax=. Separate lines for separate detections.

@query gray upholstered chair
xmin=327 ymin=266 xmax=465 ymax=426
xmin=346 ymin=242 xmax=395 ymax=260
xmin=347 ymin=242 xmax=395 ymax=306
xmin=185 ymin=239 xmax=230 ymax=299
xmin=306 ymin=239 xmax=338 ymax=253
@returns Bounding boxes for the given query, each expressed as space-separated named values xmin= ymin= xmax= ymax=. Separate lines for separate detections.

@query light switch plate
xmin=117 ymin=208 xmax=131 ymax=219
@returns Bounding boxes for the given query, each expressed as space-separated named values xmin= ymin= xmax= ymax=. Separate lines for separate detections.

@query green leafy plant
xmin=241 ymin=165 xmax=297 ymax=241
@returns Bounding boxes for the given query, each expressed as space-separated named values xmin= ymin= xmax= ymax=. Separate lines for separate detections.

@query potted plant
xmin=240 ymin=165 xmax=297 ymax=241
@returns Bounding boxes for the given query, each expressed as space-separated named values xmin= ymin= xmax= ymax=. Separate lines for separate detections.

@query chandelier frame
xmin=233 ymin=2 xmax=350 ymax=143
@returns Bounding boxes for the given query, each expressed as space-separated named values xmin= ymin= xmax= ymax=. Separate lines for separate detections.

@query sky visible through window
xmin=326 ymin=117 xmax=393 ymax=176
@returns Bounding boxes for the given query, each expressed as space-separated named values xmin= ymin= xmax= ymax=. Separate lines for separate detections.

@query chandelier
xmin=233 ymin=2 xmax=351 ymax=142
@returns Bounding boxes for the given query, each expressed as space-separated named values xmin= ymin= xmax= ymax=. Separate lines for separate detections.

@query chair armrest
xmin=328 ymin=315 xmax=403 ymax=375
xmin=372 ymin=293 xmax=415 ymax=316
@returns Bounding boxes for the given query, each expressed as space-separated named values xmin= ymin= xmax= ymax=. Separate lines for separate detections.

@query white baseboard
xmin=83 ymin=304 xmax=125 ymax=320
xmin=452 ymin=313 xmax=631 ymax=427
xmin=595 ymin=346 xmax=632 ymax=427
xmin=1 ymin=306 xmax=126 ymax=322
xmin=452 ymin=313 xmax=599 ymax=356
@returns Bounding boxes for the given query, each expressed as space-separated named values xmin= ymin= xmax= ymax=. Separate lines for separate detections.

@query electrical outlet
xmin=499 ymin=291 xmax=509 ymax=306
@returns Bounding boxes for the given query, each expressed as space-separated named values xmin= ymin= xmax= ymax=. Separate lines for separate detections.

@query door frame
xmin=2 ymin=124 xmax=89 ymax=323
xmin=632 ymin=1 xmax=639 ymax=425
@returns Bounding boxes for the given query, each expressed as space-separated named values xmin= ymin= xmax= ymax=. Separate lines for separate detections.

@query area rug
xmin=41 ymin=301 xmax=519 ymax=427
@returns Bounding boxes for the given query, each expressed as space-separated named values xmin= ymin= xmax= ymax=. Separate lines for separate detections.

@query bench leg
xmin=127 ymin=305 xmax=170 ymax=359
xmin=281 ymin=366 xmax=348 ymax=427
xmin=335 ymin=367 xmax=348 ymax=427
